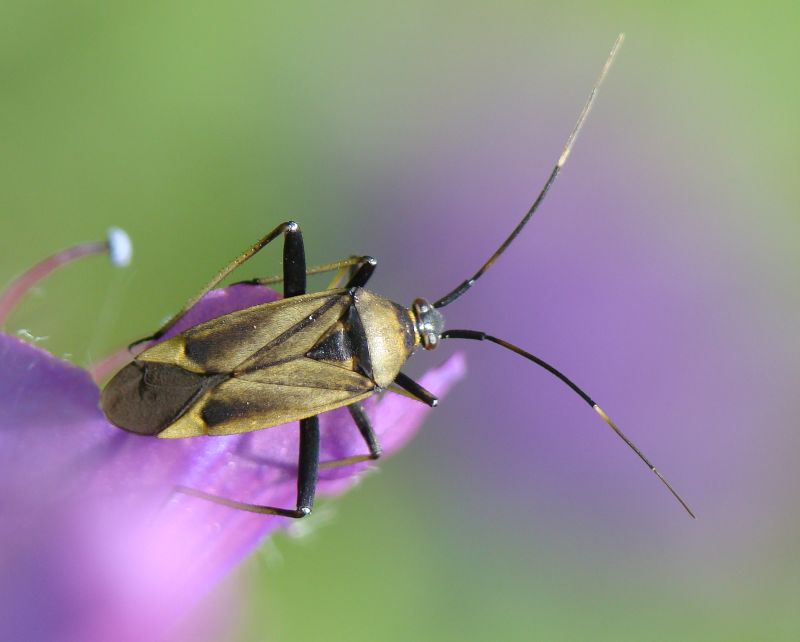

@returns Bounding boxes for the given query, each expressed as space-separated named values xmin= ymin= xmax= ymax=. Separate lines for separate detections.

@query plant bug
xmin=101 ymin=34 xmax=694 ymax=519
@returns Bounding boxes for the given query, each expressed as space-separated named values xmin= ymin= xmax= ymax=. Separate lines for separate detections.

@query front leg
xmin=393 ymin=372 xmax=438 ymax=407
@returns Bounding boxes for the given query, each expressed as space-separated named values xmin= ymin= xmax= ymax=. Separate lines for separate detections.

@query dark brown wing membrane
xmin=101 ymin=361 xmax=221 ymax=436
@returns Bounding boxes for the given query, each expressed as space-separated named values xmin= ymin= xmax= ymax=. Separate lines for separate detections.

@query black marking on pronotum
xmin=344 ymin=292 xmax=378 ymax=381
xmin=101 ymin=34 xmax=694 ymax=519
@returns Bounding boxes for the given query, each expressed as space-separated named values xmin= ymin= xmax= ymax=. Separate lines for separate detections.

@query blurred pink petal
xmin=0 ymin=282 xmax=466 ymax=642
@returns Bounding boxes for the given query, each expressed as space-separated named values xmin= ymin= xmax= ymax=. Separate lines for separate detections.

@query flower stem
xmin=0 ymin=241 xmax=107 ymax=326
xmin=0 ymin=229 xmax=132 ymax=327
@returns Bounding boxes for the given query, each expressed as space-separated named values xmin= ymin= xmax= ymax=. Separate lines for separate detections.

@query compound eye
xmin=411 ymin=298 xmax=444 ymax=350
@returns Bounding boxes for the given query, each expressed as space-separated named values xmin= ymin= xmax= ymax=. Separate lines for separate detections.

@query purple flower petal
xmin=0 ymin=284 xmax=466 ymax=642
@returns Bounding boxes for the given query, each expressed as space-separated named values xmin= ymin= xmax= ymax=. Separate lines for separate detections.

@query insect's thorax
xmin=348 ymin=288 xmax=419 ymax=388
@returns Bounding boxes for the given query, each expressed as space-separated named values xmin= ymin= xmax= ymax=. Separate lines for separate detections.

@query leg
xmin=233 ymin=432 xmax=296 ymax=471
xmin=135 ymin=221 xmax=305 ymax=346
xmin=393 ymin=371 xmax=438 ymax=407
xmin=238 ymin=255 xmax=377 ymax=290
xmin=319 ymin=402 xmax=382 ymax=470
xmin=282 ymin=224 xmax=306 ymax=298
xmin=181 ymin=222 xmax=314 ymax=516
xmin=176 ymin=415 xmax=321 ymax=517
xmin=294 ymin=415 xmax=320 ymax=514
xmin=235 ymin=401 xmax=382 ymax=471
xmin=344 ymin=256 xmax=376 ymax=288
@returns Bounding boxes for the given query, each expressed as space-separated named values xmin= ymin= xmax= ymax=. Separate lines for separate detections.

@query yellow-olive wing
xmin=101 ymin=290 xmax=377 ymax=438
xmin=142 ymin=290 xmax=351 ymax=373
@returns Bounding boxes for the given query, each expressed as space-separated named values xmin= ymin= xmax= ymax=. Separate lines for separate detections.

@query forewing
xmin=141 ymin=290 xmax=379 ymax=438
xmin=138 ymin=290 xmax=349 ymax=373
xmin=158 ymin=357 xmax=375 ymax=438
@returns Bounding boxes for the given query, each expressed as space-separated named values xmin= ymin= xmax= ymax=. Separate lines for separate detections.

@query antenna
xmin=433 ymin=34 xmax=625 ymax=309
xmin=441 ymin=329 xmax=695 ymax=518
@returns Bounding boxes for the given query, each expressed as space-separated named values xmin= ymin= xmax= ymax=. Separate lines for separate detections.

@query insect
xmin=101 ymin=34 xmax=694 ymax=519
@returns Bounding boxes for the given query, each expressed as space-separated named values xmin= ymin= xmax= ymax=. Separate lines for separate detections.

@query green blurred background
xmin=3 ymin=2 xmax=799 ymax=641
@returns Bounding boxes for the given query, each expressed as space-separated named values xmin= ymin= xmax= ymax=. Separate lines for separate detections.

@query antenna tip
xmin=593 ymin=404 xmax=695 ymax=518
xmin=607 ymin=34 xmax=625 ymax=66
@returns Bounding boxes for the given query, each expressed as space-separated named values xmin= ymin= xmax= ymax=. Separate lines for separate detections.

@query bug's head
xmin=411 ymin=298 xmax=445 ymax=350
